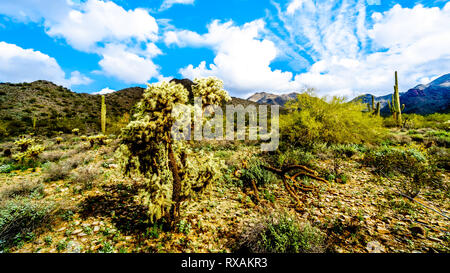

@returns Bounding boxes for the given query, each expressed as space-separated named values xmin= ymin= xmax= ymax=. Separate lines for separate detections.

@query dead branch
xmin=250 ymin=179 xmax=261 ymax=203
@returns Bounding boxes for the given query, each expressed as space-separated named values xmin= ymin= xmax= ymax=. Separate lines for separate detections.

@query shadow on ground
xmin=79 ymin=182 xmax=150 ymax=235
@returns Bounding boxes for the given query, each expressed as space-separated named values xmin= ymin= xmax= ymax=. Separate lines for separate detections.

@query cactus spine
xmin=388 ymin=71 xmax=405 ymax=125
xmin=101 ymin=95 xmax=106 ymax=134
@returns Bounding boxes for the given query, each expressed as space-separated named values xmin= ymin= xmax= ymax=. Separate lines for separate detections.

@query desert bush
xmin=427 ymin=146 xmax=450 ymax=171
xmin=239 ymin=158 xmax=275 ymax=188
xmin=0 ymin=198 xmax=56 ymax=251
xmin=0 ymin=179 xmax=43 ymax=201
xmin=43 ymin=162 xmax=71 ymax=182
xmin=364 ymin=146 xmax=442 ymax=197
xmin=329 ymin=144 xmax=363 ymax=158
xmin=386 ymin=133 xmax=412 ymax=145
xmin=63 ymin=153 xmax=88 ymax=169
xmin=237 ymin=212 xmax=325 ymax=253
xmin=39 ymin=150 xmax=65 ymax=162
xmin=281 ymin=94 xmax=386 ymax=148
xmin=70 ymin=165 xmax=100 ymax=190
xmin=274 ymin=148 xmax=316 ymax=168
xmin=402 ymin=113 xmax=450 ymax=130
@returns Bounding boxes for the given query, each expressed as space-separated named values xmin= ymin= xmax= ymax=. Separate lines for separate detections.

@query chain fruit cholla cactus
xmin=388 ymin=71 xmax=405 ymax=125
xmin=13 ymin=144 xmax=45 ymax=162
xmin=117 ymin=77 xmax=229 ymax=225
xmin=101 ymin=95 xmax=106 ymax=134
xmin=15 ymin=137 xmax=34 ymax=152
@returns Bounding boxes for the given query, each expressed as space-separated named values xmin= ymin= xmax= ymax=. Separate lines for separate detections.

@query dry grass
xmin=0 ymin=179 xmax=44 ymax=201
xmin=71 ymin=165 xmax=100 ymax=190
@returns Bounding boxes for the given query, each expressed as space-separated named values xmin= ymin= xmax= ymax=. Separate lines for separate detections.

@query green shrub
xmin=240 ymin=159 xmax=275 ymax=188
xmin=427 ymin=146 xmax=450 ymax=171
xmin=281 ymin=94 xmax=386 ymax=147
xmin=275 ymin=148 xmax=316 ymax=168
xmin=403 ymin=113 xmax=450 ymax=130
xmin=0 ymin=198 xmax=55 ymax=251
xmin=238 ymin=212 xmax=325 ymax=253
xmin=363 ymin=146 xmax=441 ymax=197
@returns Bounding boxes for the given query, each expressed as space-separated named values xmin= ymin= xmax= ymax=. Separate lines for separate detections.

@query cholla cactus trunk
xmin=168 ymin=142 xmax=182 ymax=223
xmin=101 ymin=95 xmax=106 ymax=134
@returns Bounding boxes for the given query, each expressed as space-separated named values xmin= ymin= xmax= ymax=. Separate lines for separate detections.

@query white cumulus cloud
xmin=97 ymin=44 xmax=160 ymax=84
xmin=0 ymin=0 xmax=163 ymax=85
xmin=0 ymin=41 xmax=91 ymax=87
xmin=160 ymin=0 xmax=195 ymax=11
xmin=275 ymin=0 xmax=450 ymax=97
xmin=46 ymin=0 xmax=159 ymax=52
xmin=92 ymin=87 xmax=115 ymax=95
xmin=165 ymin=20 xmax=301 ymax=97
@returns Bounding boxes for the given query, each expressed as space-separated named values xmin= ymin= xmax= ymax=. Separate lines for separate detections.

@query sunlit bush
xmin=281 ymin=94 xmax=386 ymax=148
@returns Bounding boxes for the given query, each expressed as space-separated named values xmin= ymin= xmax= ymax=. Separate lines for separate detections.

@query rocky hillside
xmin=247 ymin=92 xmax=299 ymax=106
xmin=0 ymin=81 xmax=144 ymax=137
xmin=0 ymin=79 xmax=263 ymax=138
xmin=353 ymin=74 xmax=450 ymax=116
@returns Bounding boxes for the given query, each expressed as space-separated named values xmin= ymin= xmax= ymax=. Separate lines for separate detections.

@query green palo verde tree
xmin=117 ymin=77 xmax=230 ymax=226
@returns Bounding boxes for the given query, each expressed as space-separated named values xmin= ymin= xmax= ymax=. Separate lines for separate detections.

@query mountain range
xmin=247 ymin=92 xmax=299 ymax=106
xmin=352 ymin=74 xmax=450 ymax=115
xmin=0 ymin=74 xmax=448 ymax=137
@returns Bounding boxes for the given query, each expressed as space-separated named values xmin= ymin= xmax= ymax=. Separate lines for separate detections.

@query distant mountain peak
xmin=247 ymin=92 xmax=299 ymax=106
xmin=352 ymin=73 xmax=450 ymax=115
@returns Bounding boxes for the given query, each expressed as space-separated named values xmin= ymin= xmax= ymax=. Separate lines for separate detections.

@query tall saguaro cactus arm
xmin=101 ymin=95 xmax=106 ymax=134
xmin=389 ymin=71 xmax=405 ymax=126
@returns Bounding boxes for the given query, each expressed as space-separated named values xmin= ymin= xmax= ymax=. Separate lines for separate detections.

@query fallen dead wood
xmin=263 ymin=164 xmax=328 ymax=205
xmin=250 ymin=179 xmax=261 ymax=203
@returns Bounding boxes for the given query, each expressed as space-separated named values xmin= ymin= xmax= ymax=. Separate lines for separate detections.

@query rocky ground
xmin=0 ymin=138 xmax=449 ymax=253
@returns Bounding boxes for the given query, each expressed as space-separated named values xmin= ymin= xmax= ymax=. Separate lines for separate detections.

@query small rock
xmin=77 ymin=233 xmax=87 ymax=237
xmin=366 ymin=241 xmax=385 ymax=253
xmin=377 ymin=226 xmax=391 ymax=234
xmin=56 ymin=227 xmax=66 ymax=232
xmin=428 ymin=237 xmax=442 ymax=243
xmin=93 ymin=226 xmax=100 ymax=233
xmin=72 ymin=229 xmax=83 ymax=234
xmin=66 ymin=241 xmax=82 ymax=253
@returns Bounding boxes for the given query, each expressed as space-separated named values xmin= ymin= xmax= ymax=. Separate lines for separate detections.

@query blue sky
xmin=0 ymin=0 xmax=449 ymax=98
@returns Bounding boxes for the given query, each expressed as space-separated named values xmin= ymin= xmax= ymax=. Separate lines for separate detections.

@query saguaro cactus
xmin=32 ymin=116 xmax=37 ymax=132
xmin=367 ymin=95 xmax=380 ymax=116
xmin=101 ymin=95 xmax=106 ymax=134
xmin=388 ymin=71 xmax=405 ymax=125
